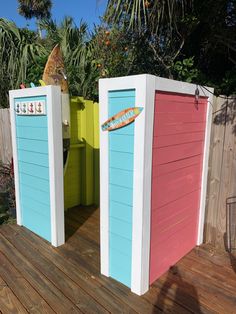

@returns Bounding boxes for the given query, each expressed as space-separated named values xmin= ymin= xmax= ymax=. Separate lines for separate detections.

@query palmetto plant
xmin=0 ymin=18 xmax=47 ymax=107
xmin=105 ymin=0 xmax=194 ymax=35
xmin=39 ymin=17 xmax=98 ymax=99
xmin=0 ymin=16 xmax=99 ymax=106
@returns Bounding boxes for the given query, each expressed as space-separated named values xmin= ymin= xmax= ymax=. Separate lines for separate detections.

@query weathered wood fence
xmin=204 ymin=95 xmax=236 ymax=249
xmin=0 ymin=109 xmax=12 ymax=164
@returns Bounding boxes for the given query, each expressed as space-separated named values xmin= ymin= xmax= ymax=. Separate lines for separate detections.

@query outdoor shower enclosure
xmin=99 ymin=74 xmax=213 ymax=295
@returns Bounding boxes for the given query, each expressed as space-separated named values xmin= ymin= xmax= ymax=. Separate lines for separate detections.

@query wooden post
xmin=0 ymin=109 xmax=12 ymax=164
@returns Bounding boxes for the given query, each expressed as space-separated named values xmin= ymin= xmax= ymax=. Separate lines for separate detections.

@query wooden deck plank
xmin=0 ymin=233 xmax=81 ymax=314
xmin=153 ymin=267 xmax=222 ymax=314
xmin=0 ymin=207 xmax=236 ymax=313
xmin=0 ymin=275 xmax=28 ymax=314
xmin=65 ymin=212 xmax=100 ymax=246
xmin=0 ymin=251 xmax=54 ymax=313
xmin=63 ymin=208 xmax=236 ymax=314
xmin=175 ymin=255 xmax=236 ymax=312
xmin=182 ymin=253 xmax=236 ymax=294
xmin=56 ymin=209 xmax=160 ymax=314
xmin=143 ymin=285 xmax=192 ymax=314
xmin=0 ymin=225 xmax=108 ymax=314
xmin=6 ymin=224 xmax=137 ymax=314
xmin=61 ymin=233 xmax=159 ymax=314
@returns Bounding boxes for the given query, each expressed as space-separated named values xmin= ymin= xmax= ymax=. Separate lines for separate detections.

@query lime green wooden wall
xmin=64 ymin=97 xmax=99 ymax=209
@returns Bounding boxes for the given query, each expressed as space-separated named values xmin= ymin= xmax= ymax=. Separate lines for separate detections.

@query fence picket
xmin=0 ymin=109 xmax=12 ymax=164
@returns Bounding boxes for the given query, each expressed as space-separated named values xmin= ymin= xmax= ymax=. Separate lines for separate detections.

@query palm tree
xmin=18 ymin=0 xmax=52 ymax=19
xmin=18 ymin=0 xmax=52 ymax=36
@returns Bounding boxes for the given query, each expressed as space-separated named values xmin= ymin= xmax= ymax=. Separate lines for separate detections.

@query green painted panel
xmin=64 ymin=97 xmax=100 ymax=209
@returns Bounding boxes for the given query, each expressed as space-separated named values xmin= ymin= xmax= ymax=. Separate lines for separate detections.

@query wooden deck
xmin=0 ymin=207 xmax=236 ymax=313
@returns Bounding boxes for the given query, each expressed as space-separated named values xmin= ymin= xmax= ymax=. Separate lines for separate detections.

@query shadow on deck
xmin=0 ymin=207 xmax=236 ymax=313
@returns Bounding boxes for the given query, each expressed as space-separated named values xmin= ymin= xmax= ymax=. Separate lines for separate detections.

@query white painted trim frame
xmin=197 ymin=87 xmax=213 ymax=245
xmin=99 ymin=80 xmax=109 ymax=276
xmin=9 ymin=86 xmax=65 ymax=247
xmin=9 ymin=91 xmax=22 ymax=226
xmin=99 ymin=75 xmax=155 ymax=295
xmin=132 ymin=75 xmax=156 ymax=295
xmin=99 ymin=74 xmax=213 ymax=296
xmin=47 ymin=86 xmax=65 ymax=247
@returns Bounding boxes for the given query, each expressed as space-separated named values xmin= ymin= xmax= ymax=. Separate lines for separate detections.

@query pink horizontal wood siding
xmin=150 ymin=91 xmax=207 ymax=284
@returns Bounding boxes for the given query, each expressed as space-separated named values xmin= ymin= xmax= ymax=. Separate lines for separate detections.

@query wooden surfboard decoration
xmin=42 ymin=44 xmax=71 ymax=172
xmin=42 ymin=44 xmax=69 ymax=93
xmin=101 ymin=107 xmax=143 ymax=131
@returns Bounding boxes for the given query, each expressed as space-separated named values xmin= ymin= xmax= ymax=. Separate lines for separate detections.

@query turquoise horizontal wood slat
xmin=19 ymin=173 xmax=49 ymax=193
xmin=18 ymin=162 xmax=49 ymax=180
xmin=21 ymin=196 xmax=50 ymax=217
xmin=110 ymin=184 xmax=133 ymax=206
xmin=15 ymin=96 xmax=51 ymax=242
xmin=109 ymin=201 xmax=132 ymax=223
xmin=109 ymin=249 xmax=132 ymax=287
xmin=109 ymin=151 xmax=134 ymax=171
xmin=109 ymin=233 xmax=132 ymax=256
xmin=22 ymin=208 xmax=51 ymax=241
xmin=17 ymin=138 xmax=48 ymax=154
xmin=109 ymin=217 xmax=132 ymax=240
xmin=16 ymin=126 xmax=48 ymax=141
xmin=20 ymin=184 xmax=50 ymax=205
xmin=108 ymin=89 xmax=135 ymax=288
xmin=109 ymin=134 xmax=134 ymax=153
xmin=18 ymin=150 xmax=49 ymax=167
xmin=109 ymin=168 xmax=133 ymax=189
xmin=16 ymin=115 xmax=48 ymax=128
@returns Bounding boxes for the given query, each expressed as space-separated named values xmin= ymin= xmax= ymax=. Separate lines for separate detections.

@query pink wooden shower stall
xmin=99 ymin=75 xmax=213 ymax=295
xmin=150 ymin=91 xmax=208 ymax=283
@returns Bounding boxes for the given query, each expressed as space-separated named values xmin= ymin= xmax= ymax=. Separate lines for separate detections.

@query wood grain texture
xmin=0 ymin=275 xmax=28 ymax=314
xmin=0 ymin=208 xmax=235 ymax=313
xmin=204 ymin=96 xmax=236 ymax=249
xmin=42 ymin=44 xmax=68 ymax=93
xmin=0 ymin=109 xmax=12 ymax=164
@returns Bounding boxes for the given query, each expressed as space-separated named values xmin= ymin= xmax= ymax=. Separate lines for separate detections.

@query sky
xmin=0 ymin=0 xmax=108 ymax=29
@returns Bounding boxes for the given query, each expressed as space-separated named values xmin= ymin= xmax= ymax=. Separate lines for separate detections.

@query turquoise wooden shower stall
xmin=10 ymin=86 xmax=64 ymax=246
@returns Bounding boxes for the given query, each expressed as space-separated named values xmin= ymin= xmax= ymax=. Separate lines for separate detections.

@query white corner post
xmin=99 ymin=74 xmax=156 ymax=295
xmin=197 ymin=87 xmax=214 ymax=245
xmin=131 ymin=75 xmax=156 ymax=295
xmin=9 ymin=90 xmax=22 ymax=226
xmin=99 ymin=79 xmax=110 ymax=276
xmin=47 ymin=86 xmax=65 ymax=247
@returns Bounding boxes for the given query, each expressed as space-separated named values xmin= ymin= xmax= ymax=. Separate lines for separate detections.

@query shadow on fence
xmin=204 ymin=95 xmax=236 ymax=250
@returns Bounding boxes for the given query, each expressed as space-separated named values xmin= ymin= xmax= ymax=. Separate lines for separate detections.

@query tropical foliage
xmin=39 ymin=17 xmax=98 ymax=99
xmin=0 ymin=0 xmax=235 ymax=108
xmin=104 ymin=0 xmax=236 ymax=95
xmin=104 ymin=0 xmax=196 ymax=78
xmin=0 ymin=18 xmax=46 ymax=107
xmin=18 ymin=0 xmax=52 ymax=37
xmin=18 ymin=0 xmax=52 ymax=20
